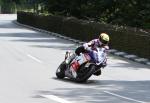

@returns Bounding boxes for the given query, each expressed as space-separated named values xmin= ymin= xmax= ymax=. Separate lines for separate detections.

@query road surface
xmin=0 ymin=14 xmax=150 ymax=103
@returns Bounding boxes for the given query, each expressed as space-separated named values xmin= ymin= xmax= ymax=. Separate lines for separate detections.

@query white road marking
xmin=27 ymin=54 xmax=43 ymax=63
xmin=41 ymin=95 xmax=74 ymax=103
xmin=104 ymin=91 xmax=147 ymax=103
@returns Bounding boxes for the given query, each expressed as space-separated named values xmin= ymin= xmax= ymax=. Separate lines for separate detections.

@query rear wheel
xmin=56 ymin=61 xmax=66 ymax=79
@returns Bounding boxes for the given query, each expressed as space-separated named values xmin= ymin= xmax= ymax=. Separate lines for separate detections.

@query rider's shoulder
xmin=90 ymin=38 xmax=99 ymax=42
xmin=94 ymin=38 xmax=99 ymax=42
xmin=87 ymin=39 xmax=98 ymax=45
xmin=90 ymin=39 xmax=99 ymax=44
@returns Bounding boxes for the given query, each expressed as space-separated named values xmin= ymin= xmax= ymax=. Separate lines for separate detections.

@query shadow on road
xmin=0 ymin=21 xmax=77 ymax=51
xmin=36 ymin=79 xmax=150 ymax=103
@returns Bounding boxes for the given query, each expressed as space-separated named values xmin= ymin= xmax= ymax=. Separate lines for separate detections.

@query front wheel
xmin=75 ymin=64 xmax=96 ymax=82
xmin=56 ymin=61 xmax=66 ymax=79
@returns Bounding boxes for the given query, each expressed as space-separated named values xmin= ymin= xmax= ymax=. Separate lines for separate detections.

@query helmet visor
xmin=101 ymin=39 xmax=109 ymax=45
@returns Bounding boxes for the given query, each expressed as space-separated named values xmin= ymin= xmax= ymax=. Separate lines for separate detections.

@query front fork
xmin=65 ymin=51 xmax=76 ymax=64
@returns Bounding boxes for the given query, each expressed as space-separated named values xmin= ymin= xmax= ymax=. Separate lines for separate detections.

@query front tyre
xmin=75 ymin=64 xmax=96 ymax=82
xmin=56 ymin=61 xmax=66 ymax=79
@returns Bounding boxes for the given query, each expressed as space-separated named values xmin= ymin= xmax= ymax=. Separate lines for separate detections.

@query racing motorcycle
xmin=56 ymin=46 xmax=107 ymax=82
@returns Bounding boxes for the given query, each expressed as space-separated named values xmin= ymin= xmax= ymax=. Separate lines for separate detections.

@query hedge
xmin=17 ymin=11 xmax=150 ymax=59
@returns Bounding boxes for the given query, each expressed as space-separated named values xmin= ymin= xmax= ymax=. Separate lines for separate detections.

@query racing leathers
xmin=76 ymin=38 xmax=109 ymax=65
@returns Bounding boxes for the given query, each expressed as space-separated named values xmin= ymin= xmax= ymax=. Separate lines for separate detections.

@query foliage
xmin=42 ymin=0 xmax=150 ymax=28
xmin=1 ymin=0 xmax=150 ymax=28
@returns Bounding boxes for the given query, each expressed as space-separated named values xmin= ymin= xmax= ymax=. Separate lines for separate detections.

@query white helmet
xmin=99 ymin=33 xmax=110 ymax=45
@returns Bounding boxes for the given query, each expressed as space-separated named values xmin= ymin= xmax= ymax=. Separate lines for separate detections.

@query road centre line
xmin=41 ymin=95 xmax=74 ymax=103
xmin=104 ymin=91 xmax=147 ymax=103
xmin=27 ymin=54 xmax=43 ymax=63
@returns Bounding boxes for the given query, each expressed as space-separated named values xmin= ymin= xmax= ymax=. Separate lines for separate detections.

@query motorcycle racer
xmin=66 ymin=33 xmax=110 ymax=78
xmin=76 ymin=33 xmax=109 ymax=55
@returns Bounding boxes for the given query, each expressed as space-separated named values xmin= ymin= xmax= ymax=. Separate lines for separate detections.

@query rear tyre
xmin=56 ymin=61 xmax=66 ymax=79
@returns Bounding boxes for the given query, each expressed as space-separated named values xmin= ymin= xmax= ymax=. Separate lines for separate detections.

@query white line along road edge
xmin=27 ymin=54 xmax=43 ymax=63
xmin=41 ymin=95 xmax=75 ymax=103
xmin=104 ymin=91 xmax=148 ymax=103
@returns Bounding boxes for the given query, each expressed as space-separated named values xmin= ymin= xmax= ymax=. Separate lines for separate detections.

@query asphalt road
xmin=0 ymin=14 xmax=150 ymax=103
